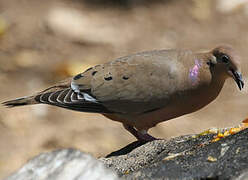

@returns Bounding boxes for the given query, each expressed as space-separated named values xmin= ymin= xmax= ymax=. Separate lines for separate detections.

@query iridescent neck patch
xmin=189 ymin=59 xmax=202 ymax=85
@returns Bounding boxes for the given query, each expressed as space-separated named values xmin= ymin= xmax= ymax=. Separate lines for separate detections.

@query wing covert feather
xmin=72 ymin=49 xmax=192 ymax=113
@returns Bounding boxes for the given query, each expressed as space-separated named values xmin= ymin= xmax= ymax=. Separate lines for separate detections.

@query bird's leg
xmin=123 ymin=124 xmax=157 ymax=142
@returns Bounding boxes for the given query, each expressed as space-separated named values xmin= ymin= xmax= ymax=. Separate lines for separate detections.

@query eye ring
xmin=221 ymin=55 xmax=229 ymax=63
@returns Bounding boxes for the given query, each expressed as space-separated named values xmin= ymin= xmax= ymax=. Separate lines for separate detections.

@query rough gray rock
xmin=5 ymin=149 xmax=118 ymax=180
xmin=100 ymin=128 xmax=248 ymax=180
xmin=235 ymin=171 xmax=248 ymax=180
xmin=5 ymin=128 xmax=248 ymax=180
xmin=100 ymin=135 xmax=212 ymax=176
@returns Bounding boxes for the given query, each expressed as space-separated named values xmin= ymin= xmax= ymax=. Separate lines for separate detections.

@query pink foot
xmin=123 ymin=124 xmax=158 ymax=142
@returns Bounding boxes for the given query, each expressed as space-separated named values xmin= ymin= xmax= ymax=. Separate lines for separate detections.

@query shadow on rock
xmin=106 ymin=141 xmax=146 ymax=158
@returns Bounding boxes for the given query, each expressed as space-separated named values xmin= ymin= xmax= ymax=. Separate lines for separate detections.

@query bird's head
xmin=208 ymin=45 xmax=244 ymax=90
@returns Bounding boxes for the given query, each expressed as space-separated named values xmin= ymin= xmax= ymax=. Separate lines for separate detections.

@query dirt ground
xmin=0 ymin=0 xmax=248 ymax=178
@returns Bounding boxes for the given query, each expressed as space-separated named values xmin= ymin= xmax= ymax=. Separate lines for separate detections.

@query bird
xmin=2 ymin=45 xmax=244 ymax=142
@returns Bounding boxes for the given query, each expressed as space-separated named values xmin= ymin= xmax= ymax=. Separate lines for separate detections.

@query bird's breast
xmin=110 ymin=79 xmax=224 ymax=131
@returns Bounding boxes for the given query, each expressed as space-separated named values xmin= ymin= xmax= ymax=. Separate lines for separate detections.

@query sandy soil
xmin=0 ymin=0 xmax=248 ymax=178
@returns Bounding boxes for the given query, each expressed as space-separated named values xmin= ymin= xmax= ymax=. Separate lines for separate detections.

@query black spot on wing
xmin=92 ymin=71 xmax=97 ymax=76
xmin=73 ymin=74 xmax=83 ymax=80
xmin=122 ymin=76 xmax=129 ymax=80
xmin=104 ymin=76 xmax=113 ymax=81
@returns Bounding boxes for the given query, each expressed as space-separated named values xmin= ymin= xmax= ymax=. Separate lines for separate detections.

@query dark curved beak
xmin=231 ymin=69 xmax=244 ymax=90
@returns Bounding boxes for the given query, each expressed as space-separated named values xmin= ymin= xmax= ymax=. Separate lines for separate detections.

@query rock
xmin=235 ymin=171 xmax=248 ymax=180
xmin=5 ymin=128 xmax=248 ymax=180
xmin=5 ymin=149 xmax=118 ymax=180
xmin=101 ymin=128 xmax=248 ymax=180
xmin=100 ymin=134 xmax=215 ymax=177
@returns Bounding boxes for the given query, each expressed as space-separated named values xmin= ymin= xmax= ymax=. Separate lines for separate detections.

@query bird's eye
xmin=221 ymin=55 xmax=229 ymax=63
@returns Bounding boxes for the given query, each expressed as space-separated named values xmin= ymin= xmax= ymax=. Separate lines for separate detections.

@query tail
xmin=2 ymin=77 xmax=72 ymax=108
xmin=2 ymin=88 xmax=112 ymax=113
xmin=2 ymin=96 xmax=38 ymax=108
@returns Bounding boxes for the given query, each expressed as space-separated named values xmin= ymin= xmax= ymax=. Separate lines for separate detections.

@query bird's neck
xmin=196 ymin=52 xmax=227 ymax=97
xmin=209 ymin=69 xmax=227 ymax=98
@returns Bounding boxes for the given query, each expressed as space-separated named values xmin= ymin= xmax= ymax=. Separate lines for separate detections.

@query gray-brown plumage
xmin=3 ymin=45 xmax=244 ymax=142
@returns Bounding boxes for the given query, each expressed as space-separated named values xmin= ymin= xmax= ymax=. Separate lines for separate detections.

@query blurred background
xmin=0 ymin=0 xmax=248 ymax=178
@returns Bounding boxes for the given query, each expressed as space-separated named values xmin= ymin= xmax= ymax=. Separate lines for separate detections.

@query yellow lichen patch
xmin=193 ymin=128 xmax=219 ymax=138
xmin=229 ymin=127 xmax=241 ymax=135
xmin=211 ymin=137 xmax=220 ymax=142
xmin=211 ymin=132 xmax=224 ymax=142
xmin=212 ymin=128 xmax=240 ymax=142
xmin=198 ymin=130 xmax=210 ymax=136
xmin=223 ymin=131 xmax=230 ymax=137
xmin=210 ymin=120 xmax=248 ymax=143
xmin=217 ymin=132 xmax=224 ymax=138
xmin=207 ymin=156 xmax=217 ymax=162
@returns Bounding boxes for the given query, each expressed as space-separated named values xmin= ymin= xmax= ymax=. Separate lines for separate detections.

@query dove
xmin=2 ymin=45 xmax=244 ymax=142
